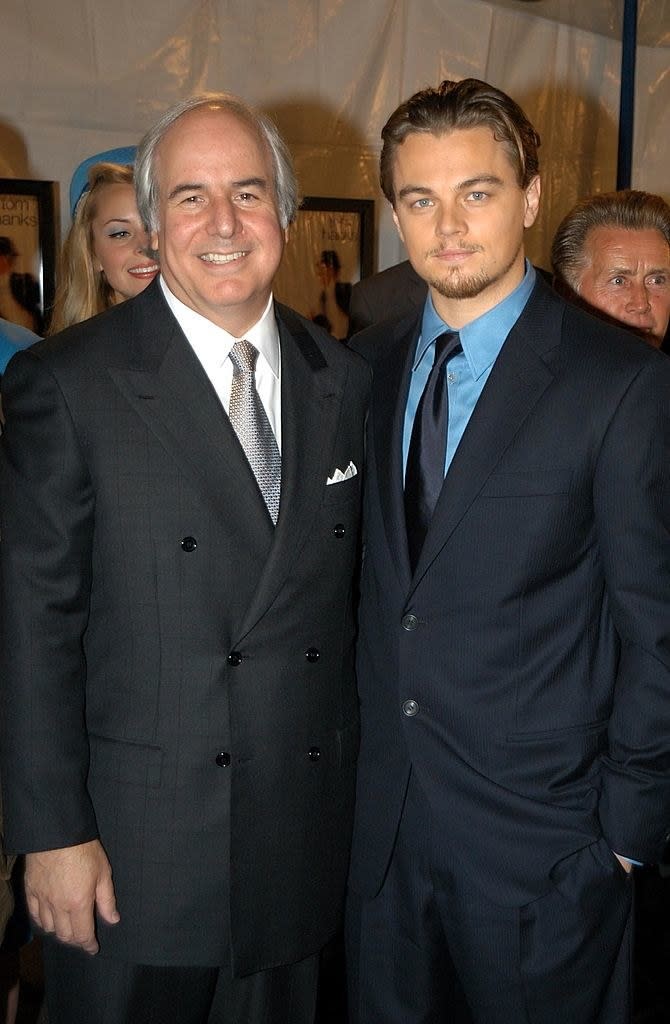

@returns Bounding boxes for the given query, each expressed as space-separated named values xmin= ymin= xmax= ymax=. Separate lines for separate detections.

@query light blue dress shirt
xmin=402 ymin=262 xmax=536 ymax=479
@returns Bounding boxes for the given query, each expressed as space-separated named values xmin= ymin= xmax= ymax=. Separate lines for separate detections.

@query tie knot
xmin=433 ymin=331 xmax=460 ymax=367
xmin=230 ymin=339 xmax=258 ymax=374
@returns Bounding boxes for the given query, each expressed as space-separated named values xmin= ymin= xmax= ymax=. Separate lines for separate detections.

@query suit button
xmin=402 ymin=699 xmax=419 ymax=717
xmin=333 ymin=523 xmax=346 ymax=538
xmin=401 ymin=613 xmax=419 ymax=631
xmin=227 ymin=651 xmax=242 ymax=666
xmin=181 ymin=536 xmax=197 ymax=552
xmin=215 ymin=752 xmax=231 ymax=767
xmin=305 ymin=647 xmax=320 ymax=662
xmin=308 ymin=747 xmax=321 ymax=761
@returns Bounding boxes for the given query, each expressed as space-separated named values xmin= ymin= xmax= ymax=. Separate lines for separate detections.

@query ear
xmin=523 ymin=176 xmax=541 ymax=229
xmin=151 ymin=229 xmax=160 ymax=253
xmin=283 ymin=225 xmax=290 ymax=244
xmin=392 ymin=206 xmax=406 ymax=244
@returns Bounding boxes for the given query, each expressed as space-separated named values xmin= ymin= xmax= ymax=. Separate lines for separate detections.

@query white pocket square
xmin=326 ymin=461 xmax=357 ymax=485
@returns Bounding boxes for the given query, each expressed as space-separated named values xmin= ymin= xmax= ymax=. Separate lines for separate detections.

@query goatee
xmin=427 ymin=247 xmax=521 ymax=301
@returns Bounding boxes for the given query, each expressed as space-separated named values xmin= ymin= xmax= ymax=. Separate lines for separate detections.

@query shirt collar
xmin=159 ymin=276 xmax=280 ymax=378
xmin=416 ymin=261 xmax=536 ymax=380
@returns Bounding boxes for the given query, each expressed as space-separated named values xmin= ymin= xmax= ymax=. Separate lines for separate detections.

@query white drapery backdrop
xmin=1 ymin=0 xmax=667 ymax=272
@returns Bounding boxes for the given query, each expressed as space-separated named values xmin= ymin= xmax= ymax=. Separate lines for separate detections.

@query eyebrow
xmin=603 ymin=265 xmax=670 ymax=276
xmin=167 ymin=177 xmax=270 ymax=202
xmin=397 ymin=175 xmax=505 ymax=200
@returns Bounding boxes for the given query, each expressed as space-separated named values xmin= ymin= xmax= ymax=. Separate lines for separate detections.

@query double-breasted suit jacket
xmin=349 ymin=275 xmax=670 ymax=907
xmin=0 ymin=279 xmax=370 ymax=974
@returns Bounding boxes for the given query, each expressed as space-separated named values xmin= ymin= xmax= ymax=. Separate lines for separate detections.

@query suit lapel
xmin=109 ymin=282 xmax=274 ymax=567
xmin=108 ymin=288 xmax=354 ymax=639
xmin=234 ymin=304 xmax=348 ymax=639
xmin=370 ymin=313 xmax=420 ymax=590
xmin=411 ymin=280 xmax=563 ymax=586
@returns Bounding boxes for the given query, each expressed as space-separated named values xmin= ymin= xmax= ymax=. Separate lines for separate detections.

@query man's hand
xmin=24 ymin=839 xmax=120 ymax=954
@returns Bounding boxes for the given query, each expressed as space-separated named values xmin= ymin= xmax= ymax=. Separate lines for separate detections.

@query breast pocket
xmin=323 ymin=473 xmax=361 ymax=507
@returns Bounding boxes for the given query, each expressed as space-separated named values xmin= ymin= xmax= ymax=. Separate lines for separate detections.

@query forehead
xmin=91 ymin=182 xmax=136 ymax=217
xmin=155 ymin=106 xmax=272 ymax=183
xmin=392 ymin=125 xmax=519 ymax=183
xmin=584 ymin=225 xmax=670 ymax=269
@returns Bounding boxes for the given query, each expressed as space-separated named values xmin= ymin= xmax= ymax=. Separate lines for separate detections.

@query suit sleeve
xmin=595 ymin=355 xmax=670 ymax=862
xmin=0 ymin=350 xmax=98 ymax=854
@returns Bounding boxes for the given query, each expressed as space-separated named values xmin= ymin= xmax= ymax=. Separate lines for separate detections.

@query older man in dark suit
xmin=0 ymin=93 xmax=369 ymax=1024
xmin=346 ymin=78 xmax=670 ymax=1024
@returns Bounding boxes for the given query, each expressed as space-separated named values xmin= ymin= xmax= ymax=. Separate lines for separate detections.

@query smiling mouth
xmin=128 ymin=263 xmax=159 ymax=277
xmin=199 ymin=251 xmax=248 ymax=264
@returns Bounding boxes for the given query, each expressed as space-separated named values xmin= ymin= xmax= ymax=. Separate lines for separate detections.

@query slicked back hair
xmin=380 ymin=77 xmax=541 ymax=206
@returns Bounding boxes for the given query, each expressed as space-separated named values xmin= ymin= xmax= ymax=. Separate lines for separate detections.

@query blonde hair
xmin=49 ymin=162 xmax=135 ymax=334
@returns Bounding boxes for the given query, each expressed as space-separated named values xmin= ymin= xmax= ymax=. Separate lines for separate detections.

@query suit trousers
xmin=346 ymin=772 xmax=633 ymax=1024
xmin=42 ymin=938 xmax=319 ymax=1024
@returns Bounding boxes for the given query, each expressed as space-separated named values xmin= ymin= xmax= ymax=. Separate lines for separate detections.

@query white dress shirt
xmin=159 ymin=277 xmax=282 ymax=450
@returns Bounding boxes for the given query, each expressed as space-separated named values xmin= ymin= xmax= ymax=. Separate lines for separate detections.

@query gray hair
xmin=135 ymin=93 xmax=299 ymax=232
xmin=551 ymin=189 xmax=670 ymax=293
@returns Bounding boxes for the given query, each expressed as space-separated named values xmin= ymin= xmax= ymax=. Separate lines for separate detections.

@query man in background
xmin=551 ymin=188 xmax=670 ymax=348
xmin=347 ymin=258 xmax=426 ymax=335
xmin=0 ymin=92 xmax=369 ymax=1023
xmin=347 ymin=78 xmax=670 ymax=1024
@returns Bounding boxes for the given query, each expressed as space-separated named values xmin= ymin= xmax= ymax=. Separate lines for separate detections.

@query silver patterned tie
xmin=228 ymin=339 xmax=281 ymax=525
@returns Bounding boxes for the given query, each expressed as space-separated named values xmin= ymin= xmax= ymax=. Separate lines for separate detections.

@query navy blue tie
xmin=405 ymin=331 xmax=461 ymax=571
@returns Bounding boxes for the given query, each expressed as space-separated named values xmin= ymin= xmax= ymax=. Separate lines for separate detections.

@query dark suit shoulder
xmin=22 ymin=279 xmax=164 ymax=374
xmin=348 ymin=260 xmax=426 ymax=335
xmin=511 ymin=275 xmax=667 ymax=382
xmin=275 ymin=301 xmax=371 ymax=381
xmin=563 ymin=299 xmax=668 ymax=370
xmin=352 ymin=260 xmax=422 ymax=299
xmin=349 ymin=309 xmax=421 ymax=370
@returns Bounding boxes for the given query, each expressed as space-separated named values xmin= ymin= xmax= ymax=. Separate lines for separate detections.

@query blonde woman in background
xmin=49 ymin=147 xmax=158 ymax=333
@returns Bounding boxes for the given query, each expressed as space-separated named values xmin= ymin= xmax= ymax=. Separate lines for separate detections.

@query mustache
xmin=426 ymin=244 xmax=483 ymax=257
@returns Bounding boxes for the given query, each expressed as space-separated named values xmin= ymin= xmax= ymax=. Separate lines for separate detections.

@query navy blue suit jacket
xmin=350 ymin=275 xmax=670 ymax=906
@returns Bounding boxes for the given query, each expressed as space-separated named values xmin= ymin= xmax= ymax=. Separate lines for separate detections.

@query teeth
xmin=200 ymin=251 xmax=246 ymax=263
xmin=129 ymin=265 xmax=158 ymax=275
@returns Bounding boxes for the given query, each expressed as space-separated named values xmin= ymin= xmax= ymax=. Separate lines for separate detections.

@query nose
xmin=208 ymin=195 xmax=239 ymax=238
xmin=625 ymin=281 xmax=651 ymax=313
xmin=435 ymin=198 xmax=466 ymax=238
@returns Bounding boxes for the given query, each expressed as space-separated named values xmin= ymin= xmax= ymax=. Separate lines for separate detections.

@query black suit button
xmin=401 ymin=613 xmax=419 ymax=631
xmin=402 ymin=699 xmax=419 ymax=717
xmin=215 ymin=752 xmax=231 ymax=767
xmin=308 ymin=747 xmax=321 ymax=761
xmin=333 ymin=523 xmax=346 ymax=538
xmin=227 ymin=651 xmax=242 ymax=666
xmin=305 ymin=647 xmax=320 ymax=662
xmin=181 ymin=536 xmax=197 ymax=552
